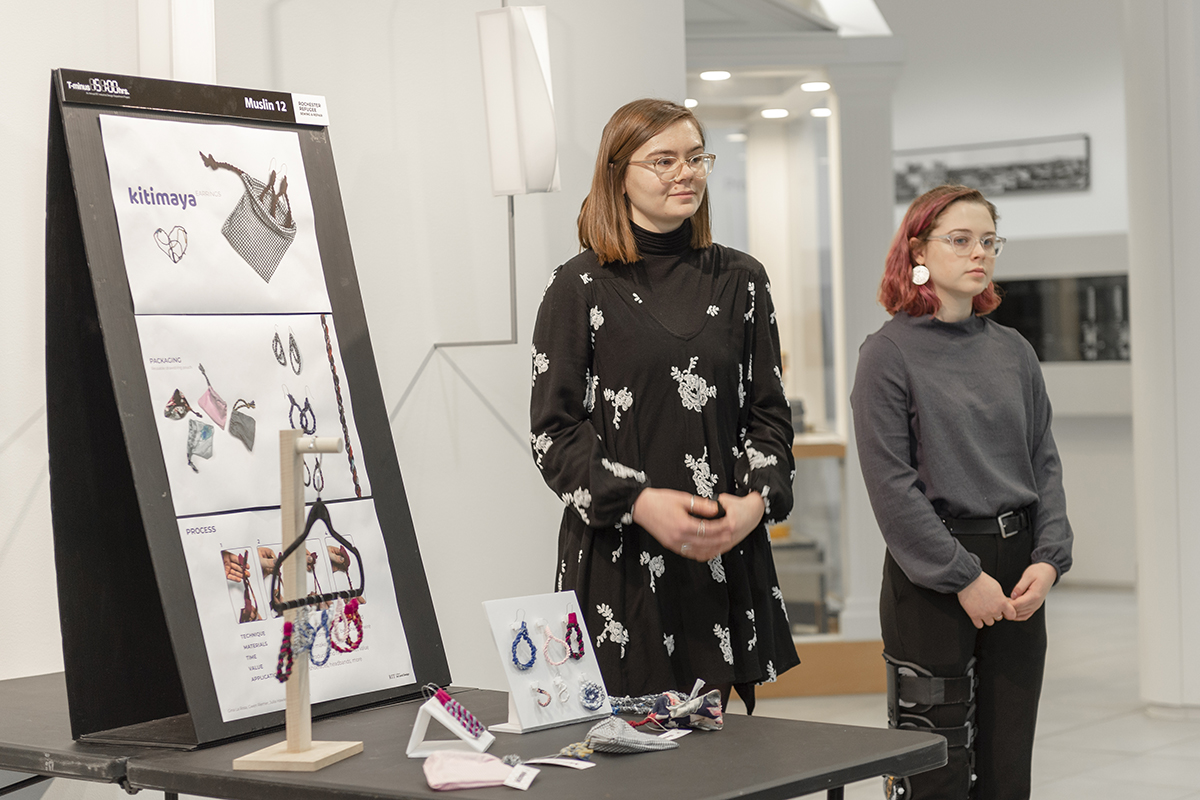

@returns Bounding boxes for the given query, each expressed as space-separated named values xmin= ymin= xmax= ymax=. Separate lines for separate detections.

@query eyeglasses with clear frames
xmin=925 ymin=233 xmax=1007 ymax=257
xmin=628 ymin=153 xmax=717 ymax=181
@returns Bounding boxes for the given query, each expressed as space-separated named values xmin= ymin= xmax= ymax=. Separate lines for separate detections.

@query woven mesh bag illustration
xmin=200 ymin=152 xmax=297 ymax=283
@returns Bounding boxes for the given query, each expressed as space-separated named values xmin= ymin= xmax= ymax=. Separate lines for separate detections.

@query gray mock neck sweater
xmin=851 ymin=311 xmax=1073 ymax=593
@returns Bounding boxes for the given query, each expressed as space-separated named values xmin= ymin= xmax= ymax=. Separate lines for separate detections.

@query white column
xmin=1124 ymin=0 xmax=1200 ymax=713
xmin=137 ymin=0 xmax=215 ymax=83
xmin=825 ymin=62 xmax=898 ymax=641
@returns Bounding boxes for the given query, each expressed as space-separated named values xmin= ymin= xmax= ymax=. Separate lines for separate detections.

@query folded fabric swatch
xmin=423 ymin=750 xmax=513 ymax=791
xmin=584 ymin=716 xmax=679 ymax=754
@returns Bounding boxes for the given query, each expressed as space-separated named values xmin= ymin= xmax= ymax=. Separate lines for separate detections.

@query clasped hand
xmin=631 ymin=488 xmax=765 ymax=561
xmin=957 ymin=562 xmax=1057 ymax=628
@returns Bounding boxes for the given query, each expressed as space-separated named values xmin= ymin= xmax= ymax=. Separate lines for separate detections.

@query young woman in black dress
xmin=529 ymin=98 xmax=799 ymax=710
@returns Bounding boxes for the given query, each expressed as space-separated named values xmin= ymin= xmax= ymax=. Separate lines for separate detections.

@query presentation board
xmin=45 ymin=68 xmax=449 ymax=747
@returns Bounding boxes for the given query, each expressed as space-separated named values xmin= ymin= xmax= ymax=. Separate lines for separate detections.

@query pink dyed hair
xmin=879 ymin=184 xmax=1002 ymax=317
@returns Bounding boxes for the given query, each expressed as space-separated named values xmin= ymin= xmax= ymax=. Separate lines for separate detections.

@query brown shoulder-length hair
xmin=578 ymin=98 xmax=713 ymax=265
xmin=879 ymin=184 xmax=1002 ymax=317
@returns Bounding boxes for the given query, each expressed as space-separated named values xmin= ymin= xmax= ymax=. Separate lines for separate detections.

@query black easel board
xmin=45 ymin=68 xmax=449 ymax=748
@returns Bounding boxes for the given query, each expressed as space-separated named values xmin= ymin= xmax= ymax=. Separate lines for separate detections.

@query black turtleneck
xmin=630 ymin=220 xmax=705 ymax=336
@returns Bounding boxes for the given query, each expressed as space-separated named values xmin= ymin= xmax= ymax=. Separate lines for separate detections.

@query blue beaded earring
xmin=580 ymin=674 xmax=604 ymax=710
xmin=511 ymin=619 xmax=536 ymax=670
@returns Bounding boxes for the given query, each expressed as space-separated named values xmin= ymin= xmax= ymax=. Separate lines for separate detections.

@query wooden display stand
xmin=234 ymin=431 xmax=361 ymax=771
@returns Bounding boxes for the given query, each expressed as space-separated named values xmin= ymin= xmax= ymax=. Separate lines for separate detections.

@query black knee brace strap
xmin=884 ymin=652 xmax=977 ymax=747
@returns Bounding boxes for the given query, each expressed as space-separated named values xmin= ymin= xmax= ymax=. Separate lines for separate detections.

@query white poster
xmin=138 ymin=313 xmax=370 ymax=516
xmin=181 ymin=501 xmax=414 ymax=722
xmin=99 ymin=114 xmax=410 ymax=724
xmin=100 ymin=115 xmax=331 ymax=315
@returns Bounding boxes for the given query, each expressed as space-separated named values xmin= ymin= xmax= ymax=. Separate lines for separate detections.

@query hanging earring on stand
xmin=912 ymin=264 xmax=930 ymax=286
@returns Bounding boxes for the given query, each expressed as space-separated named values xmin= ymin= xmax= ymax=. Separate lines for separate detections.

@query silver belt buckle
xmin=997 ymin=510 xmax=1019 ymax=538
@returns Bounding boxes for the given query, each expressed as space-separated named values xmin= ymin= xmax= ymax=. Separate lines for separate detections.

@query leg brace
xmin=882 ymin=652 xmax=978 ymax=798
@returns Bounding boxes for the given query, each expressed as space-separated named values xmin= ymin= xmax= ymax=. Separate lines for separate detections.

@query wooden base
xmin=757 ymin=639 xmax=886 ymax=698
xmin=232 ymin=739 xmax=363 ymax=772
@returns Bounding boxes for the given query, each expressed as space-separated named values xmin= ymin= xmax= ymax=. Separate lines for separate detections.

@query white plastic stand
xmin=233 ymin=431 xmax=362 ymax=772
xmin=483 ymin=591 xmax=612 ymax=734
xmin=406 ymin=695 xmax=496 ymax=758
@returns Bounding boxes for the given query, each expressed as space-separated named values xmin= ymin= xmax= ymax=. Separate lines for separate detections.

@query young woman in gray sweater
xmin=851 ymin=185 xmax=1072 ymax=800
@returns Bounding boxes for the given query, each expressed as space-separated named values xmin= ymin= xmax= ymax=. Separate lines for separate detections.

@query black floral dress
xmin=529 ymin=222 xmax=800 ymax=696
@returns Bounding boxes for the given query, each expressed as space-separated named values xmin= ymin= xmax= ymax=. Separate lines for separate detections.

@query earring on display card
xmin=511 ymin=616 xmax=537 ymax=670
xmin=565 ymin=611 xmax=585 ymax=660
xmin=532 ymin=683 xmax=552 ymax=708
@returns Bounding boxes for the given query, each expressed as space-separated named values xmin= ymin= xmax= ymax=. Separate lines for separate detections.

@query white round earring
xmin=911 ymin=265 xmax=930 ymax=286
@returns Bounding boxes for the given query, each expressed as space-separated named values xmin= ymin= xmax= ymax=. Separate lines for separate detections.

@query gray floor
xmin=729 ymin=587 xmax=1200 ymax=799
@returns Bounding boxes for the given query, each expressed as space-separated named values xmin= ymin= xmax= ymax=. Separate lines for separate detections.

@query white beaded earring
xmin=912 ymin=265 xmax=930 ymax=286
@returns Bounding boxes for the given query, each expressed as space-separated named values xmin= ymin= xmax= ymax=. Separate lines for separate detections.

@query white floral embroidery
xmin=561 ymin=487 xmax=592 ymax=524
xmin=745 ymin=281 xmax=756 ymax=322
xmin=746 ymin=609 xmax=758 ymax=651
xmin=770 ymin=310 xmax=776 ymax=325
xmin=714 ymin=624 xmax=734 ymax=665
xmin=731 ymin=445 xmax=741 ymax=459
xmin=761 ymin=484 xmax=772 ymax=521
xmin=603 ymin=386 xmax=633 ymax=429
xmin=596 ymin=603 xmax=630 ymax=658
xmin=765 ymin=660 xmax=777 ymax=683
xmin=530 ymin=431 xmax=552 ymax=468
xmin=531 ymin=345 xmax=549 ymax=386
xmin=707 ymin=304 xmax=719 ymax=316
xmin=620 ymin=512 xmax=632 ymax=525
xmin=580 ymin=273 xmax=593 ymax=284
xmin=557 ymin=559 xmax=565 ymax=591
xmin=737 ymin=363 xmax=746 ymax=409
xmin=639 ymin=551 xmax=665 ymax=592
xmin=772 ymin=585 xmax=789 ymax=619
xmin=578 ymin=548 xmax=583 ymax=562
xmin=766 ymin=281 xmax=772 ymax=295
xmin=747 ymin=354 xmax=753 ymax=380
xmin=671 ymin=356 xmax=717 ymax=412
xmin=774 ymin=364 xmax=786 ymax=392
xmin=708 ymin=554 xmax=726 ymax=583
xmin=612 ymin=540 xmax=623 ymax=563
xmin=602 ymin=458 xmax=647 ymax=483
xmin=590 ymin=306 xmax=604 ymax=330
xmin=745 ymin=441 xmax=779 ymax=470
xmin=633 ymin=293 xmax=643 ymax=304
xmin=584 ymin=369 xmax=598 ymax=413
xmin=664 ymin=633 xmax=675 ymax=656
xmin=542 ymin=266 xmax=560 ymax=299
xmin=684 ymin=447 xmax=717 ymax=498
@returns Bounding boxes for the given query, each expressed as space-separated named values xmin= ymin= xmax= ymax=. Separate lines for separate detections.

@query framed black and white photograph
xmin=894 ymin=134 xmax=1090 ymax=203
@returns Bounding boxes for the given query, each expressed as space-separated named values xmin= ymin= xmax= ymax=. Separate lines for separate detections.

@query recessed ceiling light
xmin=761 ymin=108 xmax=789 ymax=119
xmin=700 ymin=70 xmax=731 ymax=81
xmin=801 ymin=81 xmax=831 ymax=92
xmin=726 ymin=132 xmax=748 ymax=142
xmin=684 ymin=98 xmax=698 ymax=108
xmin=810 ymin=107 xmax=832 ymax=118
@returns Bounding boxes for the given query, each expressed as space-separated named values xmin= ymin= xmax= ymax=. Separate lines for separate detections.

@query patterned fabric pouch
xmin=228 ymin=399 xmax=256 ymax=452
xmin=200 ymin=152 xmax=296 ymax=283
xmin=197 ymin=363 xmax=228 ymax=430
xmin=187 ymin=418 xmax=214 ymax=472
xmin=647 ymin=689 xmax=724 ymax=731
xmin=163 ymin=389 xmax=201 ymax=421
xmin=584 ymin=717 xmax=679 ymax=754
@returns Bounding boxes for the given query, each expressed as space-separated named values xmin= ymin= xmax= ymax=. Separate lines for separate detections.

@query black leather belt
xmin=941 ymin=507 xmax=1031 ymax=538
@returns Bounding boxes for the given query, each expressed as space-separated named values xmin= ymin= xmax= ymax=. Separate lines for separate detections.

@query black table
xmin=0 ymin=673 xmax=944 ymax=800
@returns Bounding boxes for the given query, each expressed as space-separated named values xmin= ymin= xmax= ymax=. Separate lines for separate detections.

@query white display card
xmin=482 ymin=591 xmax=612 ymax=734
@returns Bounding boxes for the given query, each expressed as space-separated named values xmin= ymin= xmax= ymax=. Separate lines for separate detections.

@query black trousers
xmin=880 ymin=526 xmax=1047 ymax=800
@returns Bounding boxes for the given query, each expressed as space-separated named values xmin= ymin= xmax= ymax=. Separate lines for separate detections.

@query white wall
xmin=877 ymin=0 xmax=1133 ymax=588
xmin=0 ymin=1 xmax=682 ymax=796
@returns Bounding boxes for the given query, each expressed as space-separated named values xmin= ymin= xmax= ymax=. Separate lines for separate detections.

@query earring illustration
xmin=912 ymin=264 xmax=930 ymax=286
xmin=272 ymin=327 xmax=287 ymax=366
xmin=288 ymin=328 xmax=302 ymax=375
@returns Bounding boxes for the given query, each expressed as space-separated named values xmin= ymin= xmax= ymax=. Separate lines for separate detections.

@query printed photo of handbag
xmin=197 ymin=363 xmax=228 ymax=429
xmin=187 ymin=418 xmax=214 ymax=472
xmin=229 ymin=399 xmax=256 ymax=452
xmin=200 ymin=151 xmax=297 ymax=284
